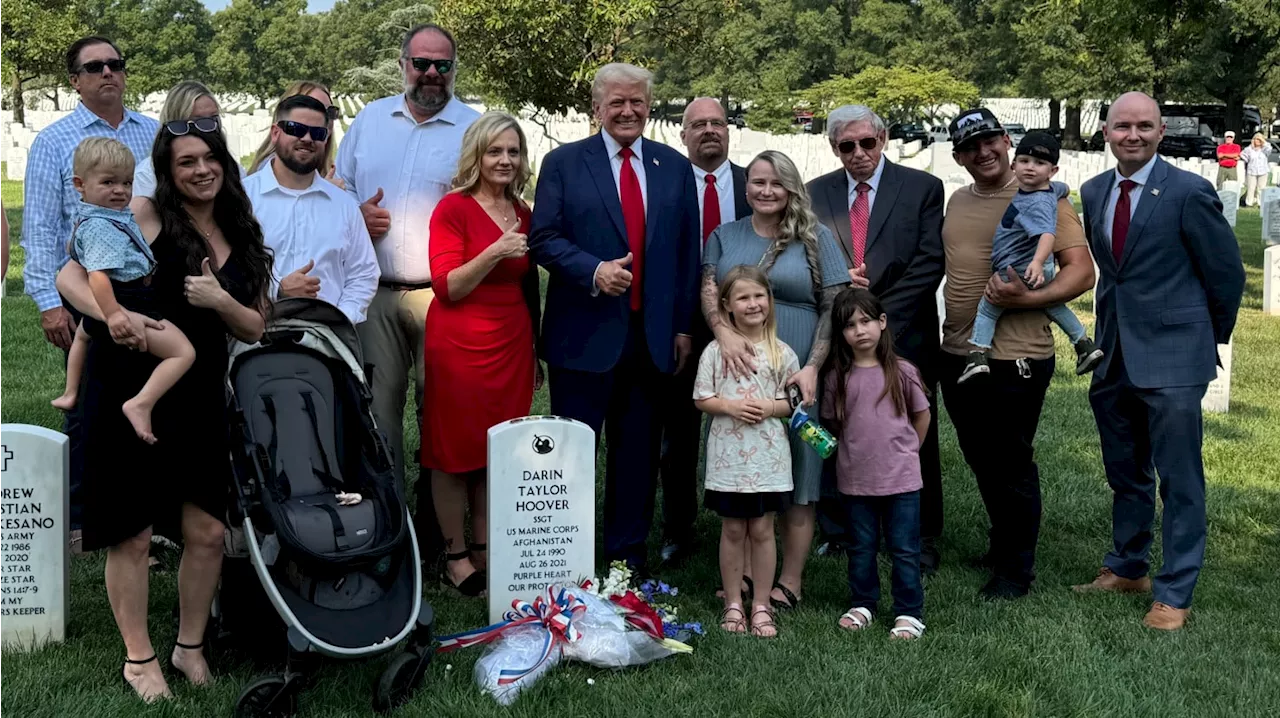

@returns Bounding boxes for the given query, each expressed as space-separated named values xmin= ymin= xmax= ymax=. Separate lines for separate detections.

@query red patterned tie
xmin=1111 ymin=179 xmax=1136 ymax=264
xmin=702 ymin=173 xmax=721 ymax=245
xmin=619 ymin=146 xmax=646 ymax=311
xmin=848 ymin=182 xmax=871 ymax=266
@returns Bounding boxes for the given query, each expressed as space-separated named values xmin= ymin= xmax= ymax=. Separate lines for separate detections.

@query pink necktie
xmin=848 ymin=182 xmax=871 ymax=266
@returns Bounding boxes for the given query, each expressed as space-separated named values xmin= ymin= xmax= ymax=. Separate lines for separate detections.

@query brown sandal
xmin=719 ymin=604 xmax=747 ymax=633
xmin=750 ymin=606 xmax=778 ymax=638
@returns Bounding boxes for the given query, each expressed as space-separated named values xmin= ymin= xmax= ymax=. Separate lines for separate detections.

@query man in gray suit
xmin=1073 ymin=92 xmax=1245 ymax=630
xmin=807 ymin=105 xmax=946 ymax=572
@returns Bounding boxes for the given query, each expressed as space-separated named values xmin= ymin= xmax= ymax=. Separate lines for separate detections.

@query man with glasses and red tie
xmin=22 ymin=36 xmax=160 ymax=549
xmin=528 ymin=63 xmax=700 ymax=575
xmin=807 ymin=105 xmax=945 ymax=573
xmin=1073 ymin=92 xmax=1244 ymax=630
xmin=336 ymin=24 xmax=479 ymax=570
xmin=244 ymin=95 xmax=379 ymax=325
xmin=655 ymin=97 xmax=751 ymax=566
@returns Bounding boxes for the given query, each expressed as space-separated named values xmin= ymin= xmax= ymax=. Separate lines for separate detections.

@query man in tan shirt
xmin=939 ymin=108 xmax=1095 ymax=600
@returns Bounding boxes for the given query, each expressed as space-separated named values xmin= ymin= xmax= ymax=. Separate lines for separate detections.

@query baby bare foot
xmin=51 ymin=393 xmax=78 ymax=411
xmin=121 ymin=397 xmax=157 ymax=444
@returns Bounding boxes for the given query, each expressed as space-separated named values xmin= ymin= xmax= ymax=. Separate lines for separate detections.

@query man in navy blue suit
xmin=529 ymin=63 xmax=701 ymax=573
xmin=1073 ymin=92 xmax=1245 ymax=630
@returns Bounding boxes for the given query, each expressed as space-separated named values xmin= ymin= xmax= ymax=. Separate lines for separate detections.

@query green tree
xmin=1 ymin=0 xmax=87 ymax=124
xmin=207 ymin=0 xmax=319 ymax=106
xmin=81 ymin=0 xmax=215 ymax=99
xmin=804 ymin=65 xmax=979 ymax=125
xmin=329 ymin=2 xmax=437 ymax=100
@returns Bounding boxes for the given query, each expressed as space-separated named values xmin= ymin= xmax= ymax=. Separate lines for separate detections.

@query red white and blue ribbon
xmin=436 ymin=586 xmax=587 ymax=686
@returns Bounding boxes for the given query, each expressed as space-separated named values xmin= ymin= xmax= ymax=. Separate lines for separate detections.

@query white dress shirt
xmin=600 ymin=131 xmax=649 ymax=211
xmin=244 ymin=158 xmax=381 ymax=323
xmin=846 ymin=154 xmax=887 ymax=214
xmin=335 ymin=94 xmax=480 ymax=283
xmin=692 ymin=159 xmax=735 ymax=231
xmin=1103 ymin=154 xmax=1160 ymax=250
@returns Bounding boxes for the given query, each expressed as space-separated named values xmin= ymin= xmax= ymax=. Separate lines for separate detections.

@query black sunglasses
xmin=77 ymin=59 xmax=127 ymax=74
xmin=837 ymin=137 xmax=880 ymax=154
xmin=408 ymin=57 xmax=454 ymax=74
xmin=164 ymin=116 xmax=220 ymax=136
xmin=325 ymin=105 xmax=340 ymax=122
xmin=276 ymin=120 xmax=330 ymax=142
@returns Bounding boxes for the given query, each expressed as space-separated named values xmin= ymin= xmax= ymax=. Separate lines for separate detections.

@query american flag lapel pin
xmin=653 ymin=157 xmax=660 ymax=167
xmin=1150 ymin=188 xmax=1160 ymax=196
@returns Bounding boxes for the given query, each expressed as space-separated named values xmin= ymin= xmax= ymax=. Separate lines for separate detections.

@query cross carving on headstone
xmin=1 ymin=445 xmax=11 ymax=472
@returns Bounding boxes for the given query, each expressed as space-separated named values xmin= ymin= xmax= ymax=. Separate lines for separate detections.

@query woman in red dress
xmin=423 ymin=112 xmax=541 ymax=595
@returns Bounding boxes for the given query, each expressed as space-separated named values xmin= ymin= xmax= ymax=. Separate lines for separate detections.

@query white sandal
xmin=838 ymin=606 xmax=873 ymax=631
xmin=889 ymin=615 xmax=925 ymax=640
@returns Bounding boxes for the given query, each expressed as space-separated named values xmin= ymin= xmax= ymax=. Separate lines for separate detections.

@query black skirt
xmin=704 ymin=490 xmax=789 ymax=519
xmin=80 ymin=276 xmax=163 ymax=342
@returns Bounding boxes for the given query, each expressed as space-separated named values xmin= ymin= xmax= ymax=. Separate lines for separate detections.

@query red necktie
xmin=702 ymin=173 xmax=721 ymax=245
xmin=619 ymin=146 xmax=646 ymax=311
xmin=1111 ymin=179 xmax=1136 ymax=264
xmin=848 ymin=182 xmax=871 ymax=266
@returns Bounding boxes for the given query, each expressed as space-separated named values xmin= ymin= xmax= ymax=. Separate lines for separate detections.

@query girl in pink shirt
xmin=821 ymin=288 xmax=931 ymax=640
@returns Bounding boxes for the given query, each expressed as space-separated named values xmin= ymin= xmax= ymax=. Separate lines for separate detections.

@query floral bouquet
xmin=435 ymin=566 xmax=697 ymax=705
xmin=582 ymin=561 xmax=705 ymax=641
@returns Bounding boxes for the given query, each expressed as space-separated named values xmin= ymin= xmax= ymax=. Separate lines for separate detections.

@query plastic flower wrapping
xmin=435 ymin=563 xmax=699 ymax=705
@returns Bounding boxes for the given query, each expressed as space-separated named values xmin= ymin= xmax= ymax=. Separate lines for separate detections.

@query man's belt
xmin=380 ymin=280 xmax=432 ymax=291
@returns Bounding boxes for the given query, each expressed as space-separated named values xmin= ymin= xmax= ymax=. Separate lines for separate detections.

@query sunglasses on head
xmin=78 ymin=59 xmax=127 ymax=74
xmin=276 ymin=120 xmax=330 ymax=142
xmin=408 ymin=57 xmax=454 ymax=74
xmin=164 ymin=116 xmax=220 ymax=136
xmin=837 ymin=137 xmax=880 ymax=154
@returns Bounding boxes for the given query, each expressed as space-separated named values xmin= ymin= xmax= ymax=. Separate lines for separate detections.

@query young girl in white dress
xmin=694 ymin=265 xmax=799 ymax=638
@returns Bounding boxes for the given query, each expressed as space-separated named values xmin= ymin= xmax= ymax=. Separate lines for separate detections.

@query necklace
xmin=478 ymin=194 xmax=513 ymax=225
xmin=969 ymin=174 xmax=1017 ymax=198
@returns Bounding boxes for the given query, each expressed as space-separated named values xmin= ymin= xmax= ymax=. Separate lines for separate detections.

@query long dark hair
xmin=828 ymin=288 xmax=923 ymax=420
xmin=151 ymin=126 xmax=273 ymax=313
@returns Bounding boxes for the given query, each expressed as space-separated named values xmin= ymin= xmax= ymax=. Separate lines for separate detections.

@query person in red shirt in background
xmin=1216 ymin=130 xmax=1241 ymax=189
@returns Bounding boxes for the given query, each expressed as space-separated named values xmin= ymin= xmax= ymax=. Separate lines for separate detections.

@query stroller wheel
xmin=373 ymin=651 xmax=430 ymax=713
xmin=236 ymin=675 xmax=298 ymax=718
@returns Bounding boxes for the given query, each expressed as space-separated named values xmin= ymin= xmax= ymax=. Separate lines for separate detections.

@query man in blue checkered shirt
xmin=20 ymin=36 xmax=158 ymax=537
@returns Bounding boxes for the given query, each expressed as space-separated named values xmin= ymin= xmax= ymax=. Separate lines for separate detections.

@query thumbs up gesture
xmin=280 ymin=258 xmax=322 ymax=298
xmin=487 ymin=217 xmax=528 ymax=261
xmin=184 ymin=256 xmax=228 ymax=309
xmin=595 ymin=252 xmax=634 ymax=296
xmin=361 ymin=187 xmax=391 ymax=238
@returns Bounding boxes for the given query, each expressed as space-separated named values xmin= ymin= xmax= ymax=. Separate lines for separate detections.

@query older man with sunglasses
xmin=21 ymin=35 xmax=159 ymax=545
xmin=244 ymin=95 xmax=379 ymax=325
xmin=335 ymin=23 xmax=480 ymax=569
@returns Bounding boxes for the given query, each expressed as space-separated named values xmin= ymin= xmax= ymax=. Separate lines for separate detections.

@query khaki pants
xmin=357 ymin=285 xmax=434 ymax=482
xmin=1216 ymin=165 xmax=1238 ymax=189
xmin=1245 ymin=173 xmax=1267 ymax=206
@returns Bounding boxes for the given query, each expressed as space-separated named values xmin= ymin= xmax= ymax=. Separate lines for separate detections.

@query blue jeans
xmin=969 ymin=260 xmax=1086 ymax=350
xmin=844 ymin=491 xmax=923 ymax=619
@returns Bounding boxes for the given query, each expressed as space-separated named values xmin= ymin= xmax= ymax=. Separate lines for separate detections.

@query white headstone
xmin=1202 ymin=341 xmax=1232 ymax=413
xmin=0 ymin=425 xmax=70 ymax=650
xmin=1220 ymin=180 xmax=1241 ymax=196
xmin=1261 ymin=188 xmax=1280 ymax=247
xmin=1264 ymin=245 xmax=1280 ymax=316
xmin=1217 ymin=190 xmax=1238 ymax=227
xmin=486 ymin=416 xmax=595 ymax=624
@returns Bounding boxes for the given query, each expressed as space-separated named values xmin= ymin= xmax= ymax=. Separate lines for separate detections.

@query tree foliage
xmin=82 ymin=0 xmax=215 ymax=99
xmin=206 ymin=0 xmax=320 ymax=105
xmin=804 ymin=66 xmax=980 ymax=125
xmin=1 ymin=0 xmax=87 ymax=123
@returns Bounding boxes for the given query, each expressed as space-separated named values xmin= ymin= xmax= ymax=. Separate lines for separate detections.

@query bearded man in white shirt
xmin=244 ymin=95 xmax=379 ymax=324
xmin=336 ymin=23 xmax=481 ymax=567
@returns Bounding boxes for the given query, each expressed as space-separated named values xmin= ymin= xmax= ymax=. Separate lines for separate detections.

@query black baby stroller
xmin=220 ymin=298 xmax=433 ymax=716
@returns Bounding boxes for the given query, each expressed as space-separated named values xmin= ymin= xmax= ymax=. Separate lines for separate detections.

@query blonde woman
xmin=420 ymin=111 xmax=541 ymax=596
xmin=247 ymin=80 xmax=340 ymax=179
xmin=1241 ymin=133 xmax=1272 ymax=206
xmin=133 ymin=80 xmax=232 ymax=198
xmin=702 ymin=149 xmax=849 ymax=611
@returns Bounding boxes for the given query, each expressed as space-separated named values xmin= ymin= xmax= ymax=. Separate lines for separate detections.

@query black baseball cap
xmin=949 ymin=108 xmax=1005 ymax=150
xmin=1015 ymin=132 xmax=1060 ymax=165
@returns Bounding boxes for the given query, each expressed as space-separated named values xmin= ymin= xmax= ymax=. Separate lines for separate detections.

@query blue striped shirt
xmin=20 ymin=103 xmax=159 ymax=311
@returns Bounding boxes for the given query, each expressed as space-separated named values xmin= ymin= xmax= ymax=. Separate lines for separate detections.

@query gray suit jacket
xmin=1080 ymin=156 xmax=1245 ymax=389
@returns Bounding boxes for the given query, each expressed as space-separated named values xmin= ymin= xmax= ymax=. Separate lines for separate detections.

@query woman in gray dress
xmin=702 ymin=150 xmax=848 ymax=610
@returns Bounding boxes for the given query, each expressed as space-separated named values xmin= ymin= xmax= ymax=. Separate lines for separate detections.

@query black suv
xmin=889 ymin=122 xmax=931 ymax=146
xmin=1158 ymin=135 xmax=1218 ymax=159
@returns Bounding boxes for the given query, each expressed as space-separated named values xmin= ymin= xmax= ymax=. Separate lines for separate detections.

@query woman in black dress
xmin=57 ymin=123 xmax=273 ymax=702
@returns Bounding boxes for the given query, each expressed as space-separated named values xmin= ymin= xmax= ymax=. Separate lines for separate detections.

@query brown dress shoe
xmin=1071 ymin=567 xmax=1152 ymax=594
xmin=1143 ymin=602 xmax=1189 ymax=630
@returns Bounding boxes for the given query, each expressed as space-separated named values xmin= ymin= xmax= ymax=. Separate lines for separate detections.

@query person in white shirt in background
xmin=244 ymin=95 xmax=379 ymax=325
xmin=335 ymin=23 xmax=480 ymax=567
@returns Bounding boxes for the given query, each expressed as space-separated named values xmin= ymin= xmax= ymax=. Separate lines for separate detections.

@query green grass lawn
xmin=2 ymin=175 xmax=1278 ymax=717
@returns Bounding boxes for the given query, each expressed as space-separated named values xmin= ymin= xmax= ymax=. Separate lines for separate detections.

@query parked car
xmin=889 ymin=122 xmax=931 ymax=146
xmin=1087 ymin=130 xmax=1106 ymax=152
xmin=1158 ymin=134 xmax=1219 ymax=159
xmin=1004 ymin=123 xmax=1028 ymax=146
